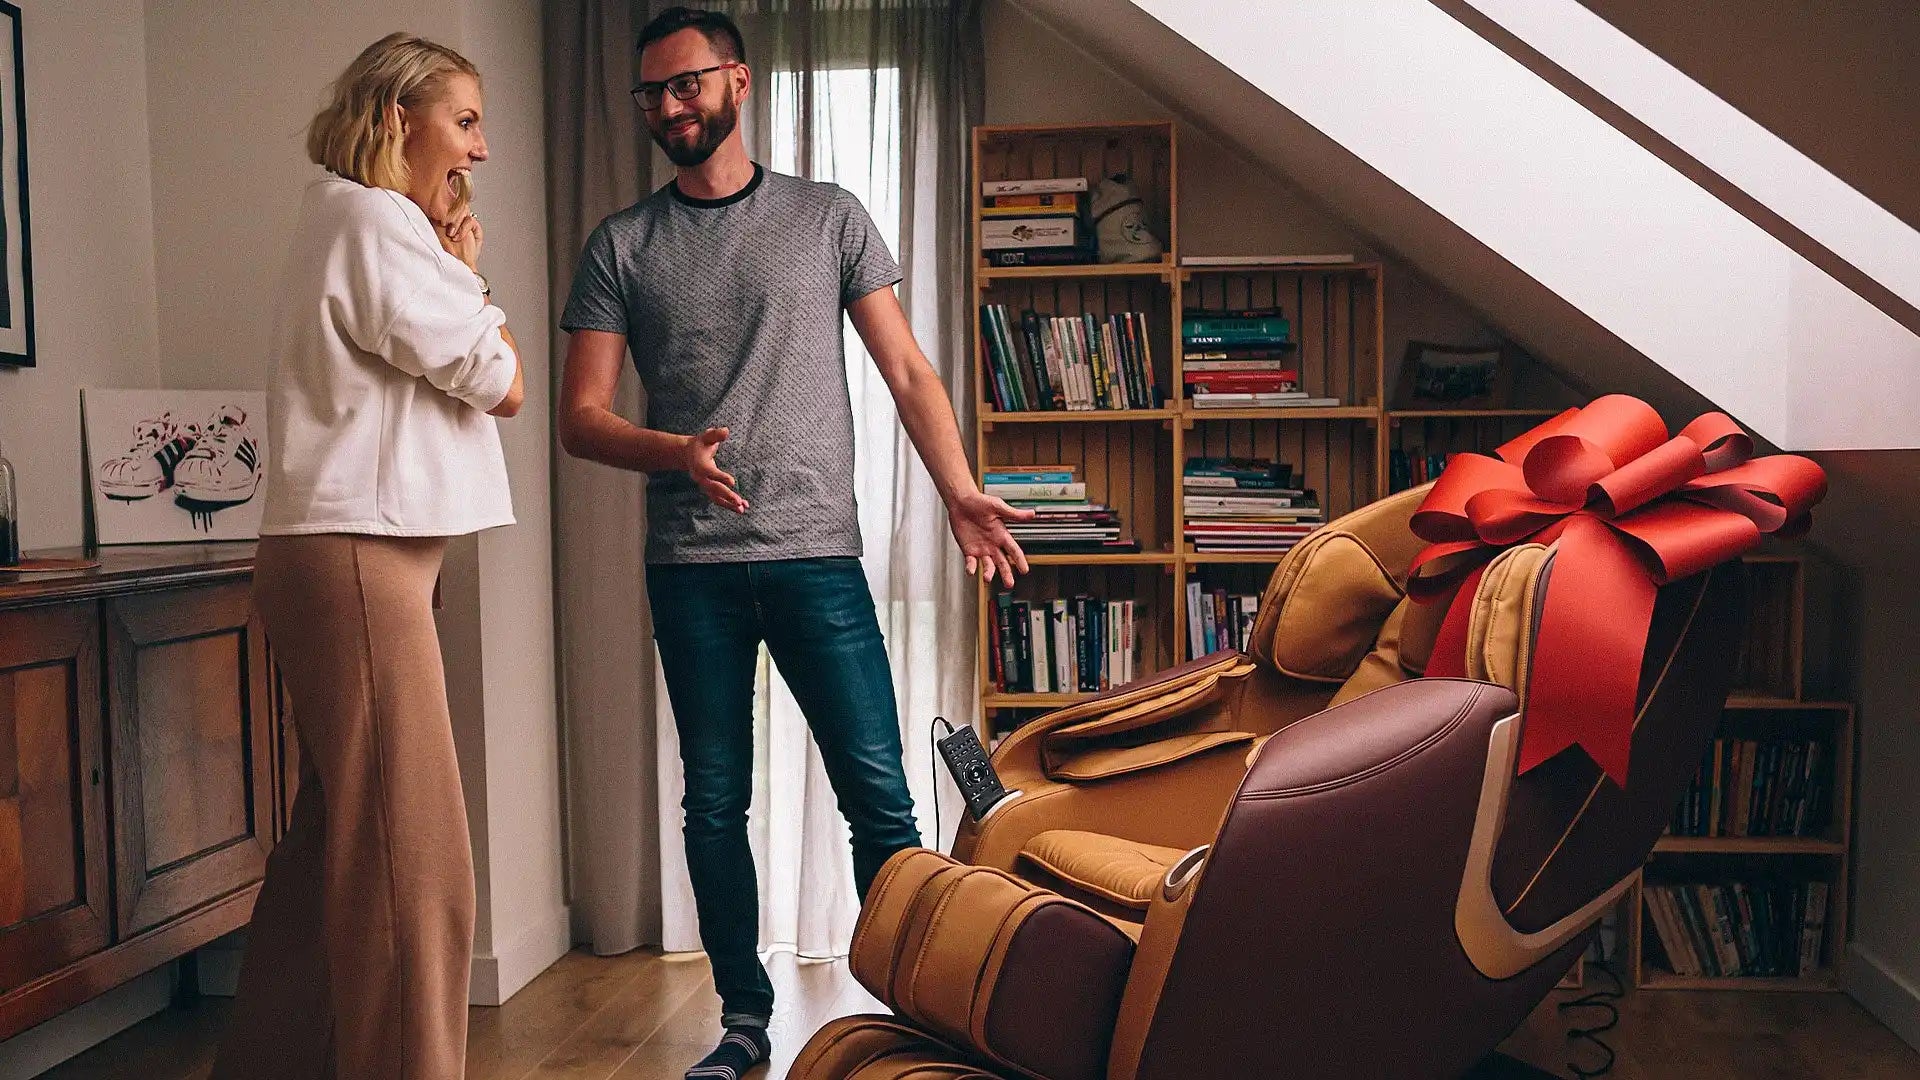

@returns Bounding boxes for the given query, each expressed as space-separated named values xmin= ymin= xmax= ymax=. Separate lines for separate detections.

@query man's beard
xmin=651 ymin=91 xmax=739 ymax=167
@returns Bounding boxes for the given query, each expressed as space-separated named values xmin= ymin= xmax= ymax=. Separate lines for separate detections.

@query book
xmin=983 ymin=247 xmax=1092 ymax=268
xmin=982 ymin=177 xmax=1089 ymax=196
xmin=983 ymin=192 xmax=1082 ymax=209
xmin=983 ymin=217 xmax=1081 ymax=250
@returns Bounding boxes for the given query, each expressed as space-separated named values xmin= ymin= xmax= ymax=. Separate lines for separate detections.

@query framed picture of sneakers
xmin=82 ymin=388 xmax=268 ymax=544
xmin=0 ymin=1 xmax=34 ymax=367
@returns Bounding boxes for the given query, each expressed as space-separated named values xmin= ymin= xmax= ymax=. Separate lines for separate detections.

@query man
xmin=557 ymin=7 xmax=1032 ymax=1078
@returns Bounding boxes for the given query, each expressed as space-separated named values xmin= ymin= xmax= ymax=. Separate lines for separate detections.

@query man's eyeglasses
xmin=632 ymin=63 xmax=741 ymax=111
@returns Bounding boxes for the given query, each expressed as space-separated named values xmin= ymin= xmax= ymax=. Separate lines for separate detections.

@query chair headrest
xmin=1462 ymin=544 xmax=1552 ymax=698
xmin=1247 ymin=484 xmax=1432 ymax=683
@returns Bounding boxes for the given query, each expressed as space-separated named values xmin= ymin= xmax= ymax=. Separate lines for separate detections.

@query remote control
xmin=936 ymin=722 xmax=1015 ymax=821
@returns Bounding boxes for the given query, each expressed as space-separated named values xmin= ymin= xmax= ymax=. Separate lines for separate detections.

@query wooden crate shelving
xmin=1628 ymin=554 xmax=1853 ymax=992
xmin=971 ymin=119 xmax=1559 ymax=736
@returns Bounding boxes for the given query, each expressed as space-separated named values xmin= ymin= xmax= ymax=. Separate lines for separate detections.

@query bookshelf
xmin=1630 ymin=553 xmax=1854 ymax=992
xmin=970 ymin=119 xmax=1544 ymax=737
xmin=967 ymin=121 xmax=1851 ymax=995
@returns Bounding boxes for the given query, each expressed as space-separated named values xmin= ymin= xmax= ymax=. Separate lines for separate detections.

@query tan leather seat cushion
xmin=1019 ymin=830 xmax=1189 ymax=911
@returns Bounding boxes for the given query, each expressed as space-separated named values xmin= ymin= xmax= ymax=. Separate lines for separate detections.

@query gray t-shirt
xmin=561 ymin=165 xmax=903 ymax=564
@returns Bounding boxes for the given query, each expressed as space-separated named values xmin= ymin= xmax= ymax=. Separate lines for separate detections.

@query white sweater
xmin=259 ymin=173 xmax=517 ymax=537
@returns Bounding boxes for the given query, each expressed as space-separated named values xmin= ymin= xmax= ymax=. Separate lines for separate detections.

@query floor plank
xmin=33 ymin=950 xmax=1920 ymax=1079
xmin=517 ymin=954 xmax=711 ymax=1079
xmin=466 ymin=951 xmax=656 ymax=1080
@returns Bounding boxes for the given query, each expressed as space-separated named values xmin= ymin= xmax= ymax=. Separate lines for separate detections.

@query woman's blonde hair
xmin=307 ymin=32 xmax=480 ymax=209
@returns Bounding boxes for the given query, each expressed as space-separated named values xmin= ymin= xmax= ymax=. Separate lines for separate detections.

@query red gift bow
xmin=1408 ymin=395 xmax=1827 ymax=786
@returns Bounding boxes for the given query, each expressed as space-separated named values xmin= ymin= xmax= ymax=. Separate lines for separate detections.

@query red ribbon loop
xmin=1408 ymin=395 xmax=1827 ymax=786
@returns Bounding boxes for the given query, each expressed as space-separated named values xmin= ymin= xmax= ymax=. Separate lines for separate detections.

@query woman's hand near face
xmin=440 ymin=211 xmax=482 ymax=270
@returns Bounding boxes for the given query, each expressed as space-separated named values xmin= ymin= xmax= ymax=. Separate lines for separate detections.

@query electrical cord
xmin=931 ymin=716 xmax=956 ymax=848
xmin=1556 ymin=959 xmax=1623 ymax=1078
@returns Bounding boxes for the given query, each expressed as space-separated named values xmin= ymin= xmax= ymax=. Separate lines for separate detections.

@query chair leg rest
xmin=790 ymin=1014 xmax=1008 ymax=1080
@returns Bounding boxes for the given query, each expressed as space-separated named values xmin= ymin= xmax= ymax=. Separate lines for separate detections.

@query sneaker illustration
xmin=173 ymin=404 xmax=262 ymax=506
xmin=98 ymin=413 xmax=200 ymax=501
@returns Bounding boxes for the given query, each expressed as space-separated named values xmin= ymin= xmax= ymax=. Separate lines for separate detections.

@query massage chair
xmin=792 ymin=476 xmax=1752 ymax=1080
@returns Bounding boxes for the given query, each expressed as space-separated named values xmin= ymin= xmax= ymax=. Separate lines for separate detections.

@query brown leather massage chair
xmin=791 ymin=480 xmax=1750 ymax=1080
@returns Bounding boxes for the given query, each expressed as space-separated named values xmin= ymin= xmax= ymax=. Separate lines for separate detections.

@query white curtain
xmin=548 ymin=0 xmax=985 ymax=959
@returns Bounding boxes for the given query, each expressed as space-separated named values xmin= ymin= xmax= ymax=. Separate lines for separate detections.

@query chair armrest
xmin=951 ymin=739 xmax=1251 ymax=873
xmin=850 ymin=848 xmax=1135 ymax=1080
xmin=989 ymin=650 xmax=1251 ymax=781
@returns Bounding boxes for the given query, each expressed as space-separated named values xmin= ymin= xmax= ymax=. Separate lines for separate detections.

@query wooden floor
xmin=34 ymin=949 xmax=1920 ymax=1079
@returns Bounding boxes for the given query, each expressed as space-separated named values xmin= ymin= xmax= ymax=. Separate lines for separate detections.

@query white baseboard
xmin=470 ymin=904 xmax=572 ymax=1006
xmin=0 ymin=968 xmax=174 ymax=1080
xmin=1843 ymin=942 xmax=1920 ymax=1054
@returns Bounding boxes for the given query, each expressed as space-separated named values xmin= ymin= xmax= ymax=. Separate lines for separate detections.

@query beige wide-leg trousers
xmin=212 ymin=533 xmax=474 ymax=1080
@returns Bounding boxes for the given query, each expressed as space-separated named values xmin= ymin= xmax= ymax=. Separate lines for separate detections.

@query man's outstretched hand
xmin=683 ymin=427 xmax=747 ymax=513
xmin=949 ymin=490 xmax=1035 ymax=588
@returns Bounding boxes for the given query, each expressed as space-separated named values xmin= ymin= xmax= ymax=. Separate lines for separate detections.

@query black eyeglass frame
xmin=632 ymin=63 xmax=742 ymax=110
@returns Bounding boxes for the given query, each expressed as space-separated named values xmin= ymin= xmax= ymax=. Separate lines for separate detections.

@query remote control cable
xmin=931 ymin=716 xmax=956 ymax=849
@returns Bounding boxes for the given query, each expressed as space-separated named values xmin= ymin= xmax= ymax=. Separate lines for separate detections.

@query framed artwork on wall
xmin=82 ymin=389 xmax=269 ymax=544
xmin=1392 ymin=340 xmax=1516 ymax=410
xmin=0 ymin=1 xmax=32 ymax=368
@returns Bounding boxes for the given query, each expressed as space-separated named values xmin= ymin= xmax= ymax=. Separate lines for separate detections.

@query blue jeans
xmin=646 ymin=556 xmax=923 ymax=1023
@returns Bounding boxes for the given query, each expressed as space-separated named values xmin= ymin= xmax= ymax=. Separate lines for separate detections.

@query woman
xmin=213 ymin=32 xmax=522 ymax=1080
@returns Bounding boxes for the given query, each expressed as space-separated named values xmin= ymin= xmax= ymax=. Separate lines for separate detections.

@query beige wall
xmin=1807 ymin=447 xmax=1920 ymax=1048
xmin=0 ymin=0 xmax=162 ymax=552
xmin=458 ymin=0 xmax=568 ymax=1004
xmin=1837 ymin=545 xmax=1920 ymax=1049
xmin=143 ymin=0 xmax=454 ymax=391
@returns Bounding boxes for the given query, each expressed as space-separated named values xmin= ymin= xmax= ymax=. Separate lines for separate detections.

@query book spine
xmin=979 ymin=310 xmax=1011 ymax=412
xmin=1121 ymin=315 xmax=1152 ymax=407
xmin=1028 ymin=605 xmax=1051 ymax=693
xmin=1023 ymin=310 xmax=1063 ymax=411
xmin=1007 ymin=599 xmax=1028 ymax=692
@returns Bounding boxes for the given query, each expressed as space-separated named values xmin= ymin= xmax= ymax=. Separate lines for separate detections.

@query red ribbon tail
xmin=1518 ymin=518 xmax=1653 ymax=785
xmin=1424 ymin=564 xmax=1488 ymax=680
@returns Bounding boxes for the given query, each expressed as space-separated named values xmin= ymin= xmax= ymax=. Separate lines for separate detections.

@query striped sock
xmin=685 ymin=1025 xmax=771 ymax=1080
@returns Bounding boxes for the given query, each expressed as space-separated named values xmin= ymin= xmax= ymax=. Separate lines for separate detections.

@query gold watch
xmin=473 ymin=270 xmax=491 ymax=298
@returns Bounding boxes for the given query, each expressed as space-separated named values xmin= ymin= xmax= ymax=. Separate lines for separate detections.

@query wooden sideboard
xmin=0 ymin=543 xmax=295 ymax=1040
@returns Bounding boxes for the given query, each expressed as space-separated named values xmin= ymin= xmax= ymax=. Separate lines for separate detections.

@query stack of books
xmin=980 ymin=177 xmax=1094 ymax=267
xmin=1182 ymin=306 xmax=1338 ymax=408
xmin=985 ymin=466 xmax=1138 ymax=555
xmin=980 ymin=303 xmax=1160 ymax=412
xmin=1181 ymin=458 xmax=1323 ymax=554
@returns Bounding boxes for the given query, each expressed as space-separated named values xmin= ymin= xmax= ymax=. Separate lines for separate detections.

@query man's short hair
xmin=637 ymin=6 xmax=747 ymax=66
